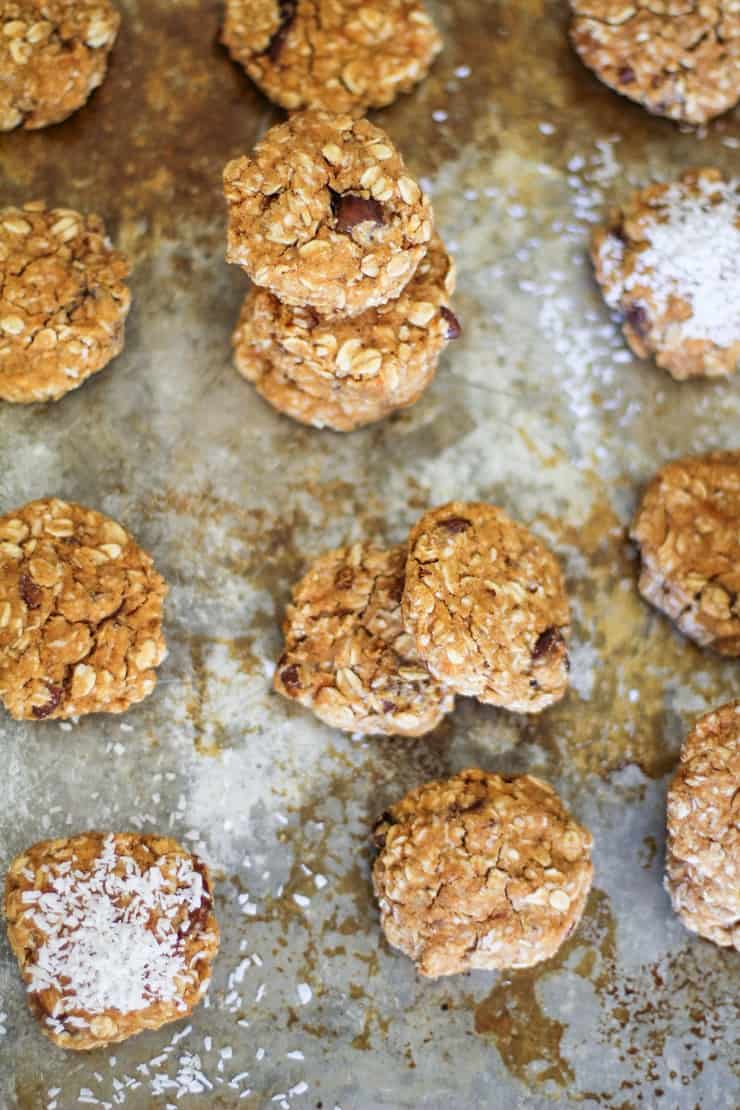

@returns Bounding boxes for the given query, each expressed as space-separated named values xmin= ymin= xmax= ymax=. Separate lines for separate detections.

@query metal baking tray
xmin=1 ymin=1 xmax=738 ymax=1107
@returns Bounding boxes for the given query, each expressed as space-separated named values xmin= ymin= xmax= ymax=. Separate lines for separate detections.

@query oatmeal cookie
xmin=0 ymin=1 xmax=120 ymax=132
xmin=665 ymin=701 xmax=739 ymax=949
xmin=630 ymin=451 xmax=740 ymax=655
xmin=221 ymin=0 xmax=442 ymax=116
xmin=5 ymin=832 xmax=219 ymax=1050
xmin=224 ymin=111 xmax=433 ymax=317
xmin=0 ymin=498 xmax=168 ymax=720
xmin=233 ymin=234 xmax=459 ymax=431
xmin=402 ymin=502 xmax=570 ymax=712
xmin=274 ymin=542 xmax=454 ymax=736
xmin=0 ymin=202 xmax=132 ymax=403
xmin=570 ymin=1 xmax=740 ymax=125
xmin=592 ymin=170 xmax=740 ymax=380
xmin=372 ymin=769 xmax=594 ymax=977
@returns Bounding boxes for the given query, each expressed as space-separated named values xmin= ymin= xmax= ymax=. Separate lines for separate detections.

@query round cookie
xmin=223 ymin=110 xmax=434 ymax=317
xmin=372 ymin=769 xmax=594 ymax=977
xmin=232 ymin=233 xmax=459 ymax=431
xmin=402 ymin=502 xmax=570 ymax=712
xmin=570 ymin=0 xmax=740 ymax=125
xmin=665 ymin=702 xmax=739 ymax=950
xmin=274 ymin=542 xmax=454 ymax=736
xmin=0 ymin=1 xmax=120 ymax=132
xmin=0 ymin=202 xmax=132 ymax=403
xmin=221 ymin=0 xmax=442 ymax=116
xmin=630 ymin=451 xmax=740 ymax=656
xmin=5 ymin=832 xmax=219 ymax=1050
xmin=592 ymin=169 xmax=739 ymax=380
xmin=0 ymin=498 xmax=168 ymax=720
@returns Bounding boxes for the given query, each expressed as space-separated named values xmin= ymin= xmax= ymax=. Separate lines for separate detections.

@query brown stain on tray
xmin=474 ymin=888 xmax=616 ymax=1089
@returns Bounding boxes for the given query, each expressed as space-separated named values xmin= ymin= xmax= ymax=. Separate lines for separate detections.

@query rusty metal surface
xmin=0 ymin=1 xmax=739 ymax=1107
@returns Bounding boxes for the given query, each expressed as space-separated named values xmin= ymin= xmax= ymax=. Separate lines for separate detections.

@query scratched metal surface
xmin=0 ymin=1 xmax=739 ymax=1107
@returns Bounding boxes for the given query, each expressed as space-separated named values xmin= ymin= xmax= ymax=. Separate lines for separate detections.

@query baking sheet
xmin=0 ymin=1 xmax=739 ymax=1107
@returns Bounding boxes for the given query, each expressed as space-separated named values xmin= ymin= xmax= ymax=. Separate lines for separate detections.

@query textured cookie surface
xmin=0 ymin=202 xmax=131 ymax=403
xmin=5 ymin=832 xmax=219 ymax=1050
xmin=570 ymin=0 xmax=740 ymax=125
xmin=0 ymin=0 xmax=120 ymax=131
xmin=372 ymin=769 xmax=593 ymax=977
xmin=592 ymin=169 xmax=740 ymax=380
xmin=222 ymin=0 xmax=442 ymax=116
xmin=233 ymin=234 xmax=459 ymax=431
xmin=0 ymin=498 xmax=168 ymax=720
xmin=402 ymin=502 xmax=570 ymax=712
xmin=630 ymin=451 xmax=740 ymax=655
xmin=274 ymin=542 xmax=454 ymax=736
xmin=224 ymin=110 xmax=433 ymax=317
xmin=666 ymin=701 xmax=739 ymax=949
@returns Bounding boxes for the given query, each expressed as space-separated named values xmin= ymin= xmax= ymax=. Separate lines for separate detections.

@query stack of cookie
xmin=273 ymin=500 xmax=571 ymax=737
xmin=223 ymin=110 xmax=461 ymax=431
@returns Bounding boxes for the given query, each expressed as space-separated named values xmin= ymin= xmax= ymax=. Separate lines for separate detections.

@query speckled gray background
xmin=0 ymin=2 xmax=738 ymax=1108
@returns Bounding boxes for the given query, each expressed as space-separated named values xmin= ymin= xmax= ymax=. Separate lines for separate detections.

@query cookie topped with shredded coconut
xmin=4 ymin=832 xmax=220 ymax=1050
xmin=0 ymin=0 xmax=120 ymax=132
xmin=570 ymin=0 xmax=740 ymax=125
xmin=592 ymin=169 xmax=740 ymax=380
xmin=222 ymin=0 xmax=442 ymax=117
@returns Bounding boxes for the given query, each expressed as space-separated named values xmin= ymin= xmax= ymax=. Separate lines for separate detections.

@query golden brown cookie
xmin=232 ymin=234 xmax=459 ymax=431
xmin=0 ymin=1 xmax=120 ymax=132
xmin=0 ymin=498 xmax=168 ymax=720
xmin=223 ymin=110 xmax=433 ymax=317
xmin=666 ymin=701 xmax=739 ymax=950
xmin=372 ymin=769 xmax=594 ymax=977
xmin=274 ymin=542 xmax=454 ymax=736
xmin=222 ymin=0 xmax=442 ymax=116
xmin=0 ymin=202 xmax=132 ymax=403
xmin=630 ymin=451 xmax=740 ymax=655
xmin=5 ymin=832 xmax=219 ymax=1050
xmin=570 ymin=0 xmax=740 ymax=125
xmin=591 ymin=169 xmax=740 ymax=380
xmin=402 ymin=502 xmax=571 ymax=712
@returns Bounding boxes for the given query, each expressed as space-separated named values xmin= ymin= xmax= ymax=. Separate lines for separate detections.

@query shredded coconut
xmin=620 ymin=176 xmax=740 ymax=346
xmin=26 ymin=836 xmax=206 ymax=1016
